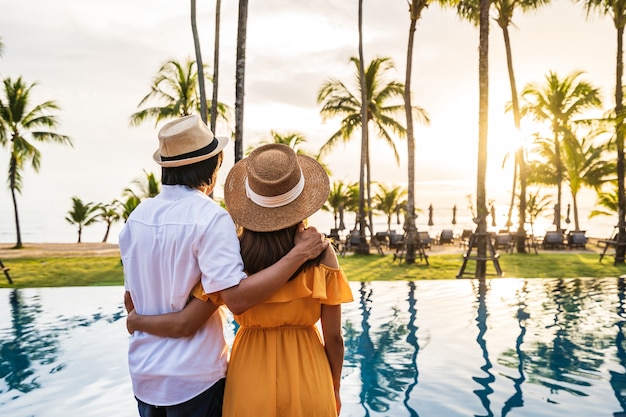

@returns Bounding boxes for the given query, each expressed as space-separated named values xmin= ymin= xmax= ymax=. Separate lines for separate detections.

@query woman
xmin=127 ymin=144 xmax=353 ymax=416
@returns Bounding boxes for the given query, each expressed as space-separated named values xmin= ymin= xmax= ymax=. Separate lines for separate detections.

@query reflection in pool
xmin=1 ymin=278 xmax=625 ymax=417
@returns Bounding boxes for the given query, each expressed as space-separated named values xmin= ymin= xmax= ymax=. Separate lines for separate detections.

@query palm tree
xmin=0 ymin=76 xmax=72 ymax=248
xmin=118 ymin=195 xmax=141 ymax=222
xmin=246 ymin=131 xmax=309 ymax=155
xmin=458 ymin=0 xmax=551 ymax=253
xmin=590 ymin=182 xmax=619 ymax=219
xmin=373 ymin=183 xmax=408 ymax=232
xmin=129 ymin=58 xmax=230 ymax=128
xmin=234 ymin=0 xmax=249 ymax=162
xmin=562 ymin=127 xmax=614 ymax=230
xmin=0 ymin=37 xmax=4 ymax=56
xmin=191 ymin=0 xmax=208 ymax=123
xmin=65 ymin=197 xmax=101 ymax=243
xmin=357 ymin=0 xmax=369 ymax=254
xmin=98 ymin=201 xmax=122 ymax=243
xmin=318 ymin=57 xmax=427 ymax=251
xmin=526 ymin=188 xmax=552 ymax=237
xmin=210 ymin=0 xmax=222 ymax=133
xmin=520 ymin=70 xmax=602 ymax=233
xmin=322 ymin=180 xmax=357 ymax=231
xmin=575 ymin=0 xmax=626 ymax=263
xmin=403 ymin=0 xmax=436 ymax=263
xmin=124 ymin=170 xmax=161 ymax=201
xmin=475 ymin=0 xmax=490 ymax=278
xmin=245 ymin=131 xmax=332 ymax=175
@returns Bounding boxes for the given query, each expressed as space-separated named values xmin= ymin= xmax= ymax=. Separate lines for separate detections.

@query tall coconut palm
xmin=65 ymin=197 xmax=100 ymax=244
xmin=520 ymin=70 xmax=602 ymax=233
xmin=0 ymin=77 xmax=72 ymax=248
xmin=458 ymin=0 xmax=551 ymax=253
xmin=475 ymin=0 xmax=490 ymax=277
xmin=191 ymin=0 xmax=208 ymax=123
xmin=451 ymin=0 xmax=491 ymax=276
xmin=356 ymin=0 xmax=370 ymax=254
xmin=403 ymin=0 xmax=436 ymax=263
xmin=210 ymin=0 xmax=222 ymax=133
xmin=234 ymin=0 xmax=248 ymax=162
xmin=576 ymin=0 xmax=626 ymax=263
xmin=318 ymin=57 xmax=427 ymax=251
xmin=129 ymin=58 xmax=229 ymax=128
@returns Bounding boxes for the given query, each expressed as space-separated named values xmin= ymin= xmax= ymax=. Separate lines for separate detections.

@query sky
xmin=0 ymin=0 xmax=619 ymax=243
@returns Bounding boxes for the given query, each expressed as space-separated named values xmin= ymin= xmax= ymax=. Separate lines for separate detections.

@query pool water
xmin=1 ymin=278 xmax=625 ymax=417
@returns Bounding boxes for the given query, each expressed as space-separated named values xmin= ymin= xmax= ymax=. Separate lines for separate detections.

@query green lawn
xmin=1 ymin=252 xmax=624 ymax=289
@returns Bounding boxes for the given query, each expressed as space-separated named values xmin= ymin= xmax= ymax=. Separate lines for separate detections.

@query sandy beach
xmin=0 ymin=237 xmax=605 ymax=260
xmin=0 ymin=242 xmax=121 ymax=259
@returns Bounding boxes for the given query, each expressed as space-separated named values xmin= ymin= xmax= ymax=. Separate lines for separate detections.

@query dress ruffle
xmin=265 ymin=264 xmax=353 ymax=305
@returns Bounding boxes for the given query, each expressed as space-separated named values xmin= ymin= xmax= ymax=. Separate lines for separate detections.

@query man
xmin=120 ymin=114 xmax=328 ymax=417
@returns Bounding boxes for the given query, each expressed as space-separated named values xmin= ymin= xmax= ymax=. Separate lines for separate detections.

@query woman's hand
xmin=126 ymin=309 xmax=137 ymax=335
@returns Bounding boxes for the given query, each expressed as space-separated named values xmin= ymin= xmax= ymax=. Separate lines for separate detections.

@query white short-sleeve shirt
xmin=120 ymin=184 xmax=247 ymax=406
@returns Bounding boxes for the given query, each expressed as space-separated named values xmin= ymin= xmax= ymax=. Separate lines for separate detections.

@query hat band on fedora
xmin=245 ymin=170 xmax=305 ymax=208
xmin=160 ymin=138 xmax=219 ymax=162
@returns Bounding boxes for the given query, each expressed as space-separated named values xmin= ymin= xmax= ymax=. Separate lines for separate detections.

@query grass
xmin=1 ymin=251 xmax=625 ymax=289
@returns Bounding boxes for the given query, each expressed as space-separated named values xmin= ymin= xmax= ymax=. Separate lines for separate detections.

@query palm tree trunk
xmin=102 ymin=225 xmax=110 ymax=243
xmin=210 ymin=0 xmax=222 ymax=133
xmin=616 ymin=25 xmax=626 ymax=263
xmin=191 ymin=0 xmax=208 ymax=123
xmin=553 ymin=123 xmax=563 ymax=233
xmin=234 ymin=0 xmax=248 ymax=163
xmin=10 ymin=184 xmax=22 ymax=249
xmin=476 ymin=0 xmax=490 ymax=278
xmin=9 ymin=156 xmax=22 ymax=249
xmin=356 ymin=0 xmax=369 ymax=254
xmin=404 ymin=3 xmax=419 ymax=264
xmin=502 ymin=25 xmax=527 ymax=253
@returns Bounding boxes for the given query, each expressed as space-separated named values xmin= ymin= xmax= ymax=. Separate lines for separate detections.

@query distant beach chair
xmin=567 ymin=230 xmax=587 ymax=249
xmin=493 ymin=233 xmax=515 ymax=253
xmin=417 ymin=231 xmax=432 ymax=249
xmin=438 ymin=229 xmax=454 ymax=245
xmin=459 ymin=229 xmax=473 ymax=248
xmin=542 ymin=231 xmax=565 ymax=250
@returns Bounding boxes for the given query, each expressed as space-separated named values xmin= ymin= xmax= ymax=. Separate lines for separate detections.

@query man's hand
xmin=293 ymin=222 xmax=329 ymax=260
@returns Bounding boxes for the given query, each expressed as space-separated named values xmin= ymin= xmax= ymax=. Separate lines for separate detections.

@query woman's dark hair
xmin=161 ymin=151 xmax=223 ymax=188
xmin=239 ymin=223 xmax=323 ymax=280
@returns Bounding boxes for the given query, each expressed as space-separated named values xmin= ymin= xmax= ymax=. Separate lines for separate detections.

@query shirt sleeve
xmin=196 ymin=208 xmax=248 ymax=295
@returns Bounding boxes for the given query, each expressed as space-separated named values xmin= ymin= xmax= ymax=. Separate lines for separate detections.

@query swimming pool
xmin=0 ymin=278 xmax=624 ymax=416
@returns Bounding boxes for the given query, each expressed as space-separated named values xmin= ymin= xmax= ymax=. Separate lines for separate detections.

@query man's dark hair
xmin=161 ymin=151 xmax=223 ymax=188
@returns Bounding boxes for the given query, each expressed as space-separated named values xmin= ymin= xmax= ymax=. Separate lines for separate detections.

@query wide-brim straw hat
xmin=153 ymin=114 xmax=228 ymax=167
xmin=225 ymin=143 xmax=330 ymax=232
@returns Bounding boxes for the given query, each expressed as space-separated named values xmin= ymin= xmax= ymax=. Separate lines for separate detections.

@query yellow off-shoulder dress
xmin=205 ymin=264 xmax=353 ymax=417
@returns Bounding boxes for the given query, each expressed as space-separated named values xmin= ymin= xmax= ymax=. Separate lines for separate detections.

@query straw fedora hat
xmin=153 ymin=114 xmax=228 ymax=167
xmin=224 ymin=143 xmax=329 ymax=232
